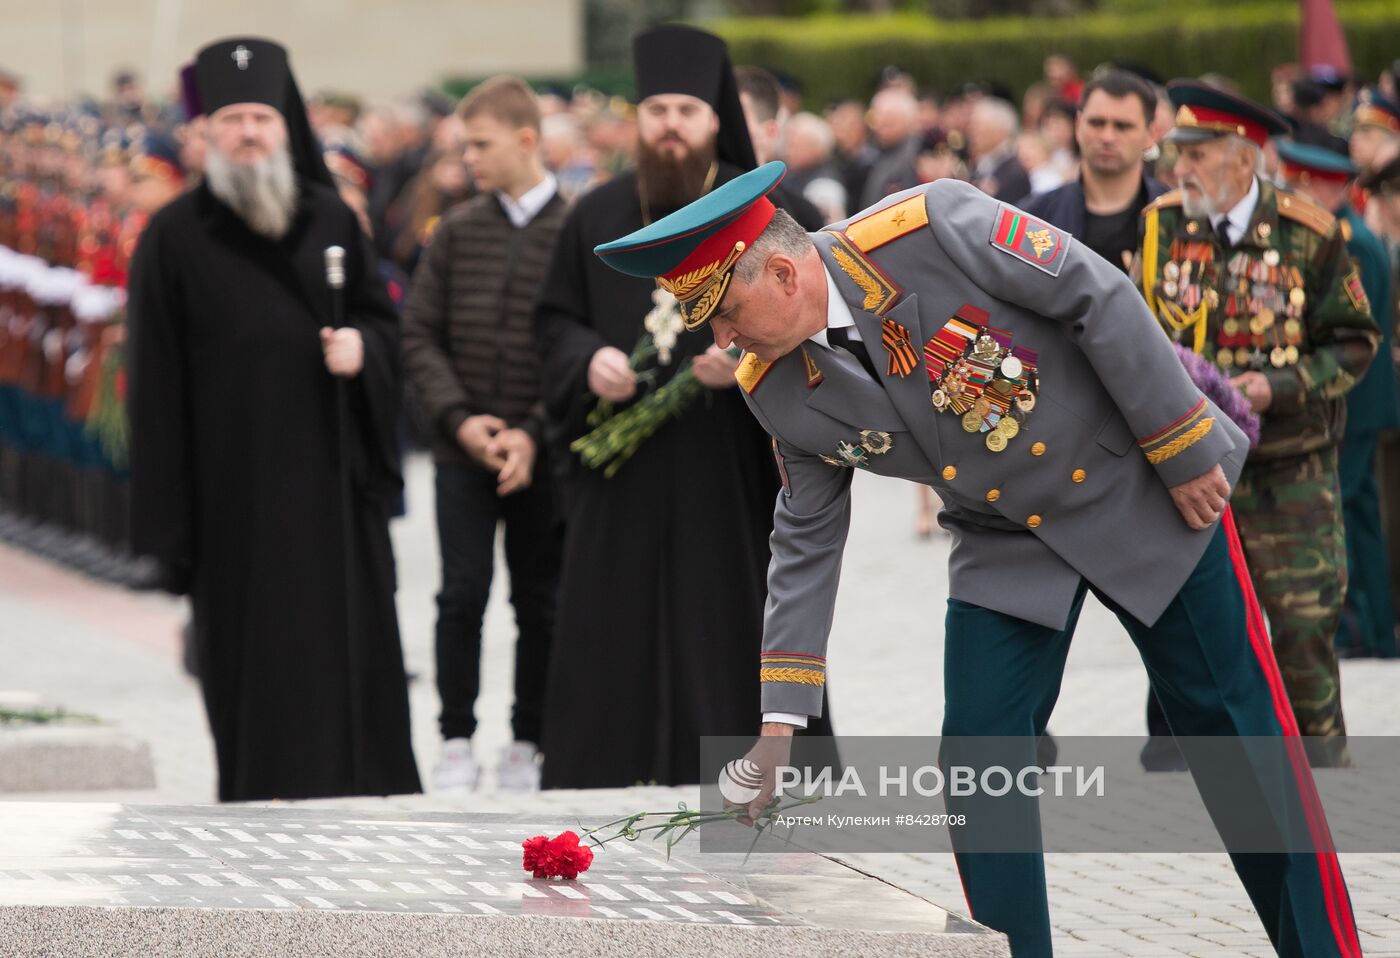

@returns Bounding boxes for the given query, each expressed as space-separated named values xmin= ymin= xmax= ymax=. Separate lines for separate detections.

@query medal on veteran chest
xmin=821 ymin=430 xmax=894 ymax=469
xmin=1213 ymin=250 xmax=1305 ymax=372
xmin=859 ymin=430 xmax=893 ymax=455
xmin=928 ymin=309 xmax=1038 ymax=452
xmin=822 ymin=440 xmax=870 ymax=469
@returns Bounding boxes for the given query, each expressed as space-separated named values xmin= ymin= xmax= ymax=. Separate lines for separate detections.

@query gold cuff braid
xmin=1145 ymin=417 xmax=1215 ymax=465
xmin=760 ymin=667 xmax=826 ymax=687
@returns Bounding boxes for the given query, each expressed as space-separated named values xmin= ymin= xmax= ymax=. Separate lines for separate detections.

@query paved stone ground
xmin=2 ymin=453 xmax=1399 ymax=956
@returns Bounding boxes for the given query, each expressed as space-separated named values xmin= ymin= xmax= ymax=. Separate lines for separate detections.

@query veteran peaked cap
xmin=1354 ymin=88 xmax=1400 ymax=135
xmin=594 ymin=161 xmax=787 ymax=330
xmin=1277 ymin=138 xmax=1357 ymax=185
xmin=1165 ymin=80 xmax=1290 ymax=147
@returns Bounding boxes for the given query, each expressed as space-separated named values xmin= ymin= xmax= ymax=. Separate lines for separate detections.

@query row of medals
xmin=1162 ymin=248 xmax=1308 ymax=371
xmin=930 ymin=332 xmax=1037 ymax=453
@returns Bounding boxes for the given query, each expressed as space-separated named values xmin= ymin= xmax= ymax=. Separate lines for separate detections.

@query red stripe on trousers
xmin=1223 ymin=506 xmax=1361 ymax=958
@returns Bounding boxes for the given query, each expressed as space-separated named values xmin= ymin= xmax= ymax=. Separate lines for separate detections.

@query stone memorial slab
xmin=0 ymin=802 xmax=1007 ymax=956
xmin=0 ymin=725 xmax=155 ymax=793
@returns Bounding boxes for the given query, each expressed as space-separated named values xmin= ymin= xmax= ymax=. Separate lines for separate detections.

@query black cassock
xmin=534 ymin=165 xmax=834 ymax=788
xmin=127 ymin=180 xmax=421 ymax=802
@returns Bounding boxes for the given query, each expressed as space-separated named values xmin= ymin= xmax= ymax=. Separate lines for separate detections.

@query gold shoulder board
xmin=1142 ymin=190 xmax=1185 ymax=215
xmin=845 ymin=195 xmax=929 ymax=254
xmin=1277 ymin=190 xmax=1337 ymax=236
xmin=735 ymin=352 xmax=774 ymax=395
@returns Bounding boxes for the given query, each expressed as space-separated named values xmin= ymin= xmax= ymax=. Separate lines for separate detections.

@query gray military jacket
xmin=738 ymin=179 xmax=1248 ymax=718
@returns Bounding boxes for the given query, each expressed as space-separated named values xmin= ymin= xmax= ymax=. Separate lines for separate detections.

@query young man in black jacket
xmin=1023 ymin=69 xmax=1167 ymax=274
xmin=402 ymin=76 xmax=567 ymax=793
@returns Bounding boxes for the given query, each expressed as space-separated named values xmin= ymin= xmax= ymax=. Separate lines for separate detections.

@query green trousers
xmin=943 ymin=520 xmax=1359 ymax=958
xmin=1231 ymin=448 xmax=1349 ymax=761
xmin=1337 ymin=432 xmax=1399 ymax=658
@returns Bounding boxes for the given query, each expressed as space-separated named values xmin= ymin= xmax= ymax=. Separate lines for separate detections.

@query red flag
xmin=1299 ymin=0 xmax=1352 ymax=76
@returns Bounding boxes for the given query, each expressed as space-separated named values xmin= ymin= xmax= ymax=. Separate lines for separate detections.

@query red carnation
xmin=521 ymin=830 xmax=594 ymax=880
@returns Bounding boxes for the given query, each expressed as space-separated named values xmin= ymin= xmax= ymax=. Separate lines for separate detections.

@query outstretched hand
xmin=724 ymin=723 xmax=796 ymax=827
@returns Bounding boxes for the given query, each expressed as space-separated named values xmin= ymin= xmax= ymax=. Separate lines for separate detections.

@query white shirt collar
xmin=807 ymin=263 xmax=858 ymax=348
xmin=1212 ymin=176 xmax=1260 ymax=246
xmin=497 ymin=173 xmax=558 ymax=228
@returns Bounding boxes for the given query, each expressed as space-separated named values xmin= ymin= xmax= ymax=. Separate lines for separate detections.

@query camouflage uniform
xmin=1136 ymin=179 xmax=1380 ymax=763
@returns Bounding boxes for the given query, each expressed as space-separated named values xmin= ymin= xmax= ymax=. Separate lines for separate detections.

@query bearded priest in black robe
xmin=126 ymin=38 xmax=420 ymax=802
xmin=533 ymin=25 xmax=833 ymax=788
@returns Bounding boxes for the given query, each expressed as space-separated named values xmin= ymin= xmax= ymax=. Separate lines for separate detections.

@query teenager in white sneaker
xmin=402 ymin=77 xmax=566 ymax=794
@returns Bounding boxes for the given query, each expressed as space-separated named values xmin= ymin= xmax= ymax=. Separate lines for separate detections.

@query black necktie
xmin=828 ymin=326 xmax=881 ymax=381
xmin=1214 ymin=218 xmax=1234 ymax=249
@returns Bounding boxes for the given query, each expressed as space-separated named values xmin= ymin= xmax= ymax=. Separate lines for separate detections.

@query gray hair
xmin=733 ymin=208 xmax=813 ymax=283
xmin=1225 ymin=135 xmax=1268 ymax=178
xmin=870 ymin=87 xmax=919 ymax=123
xmin=784 ymin=111 xmax=835 ymax=156
xmin=972 ymin=97 xmax=1020 ymax=138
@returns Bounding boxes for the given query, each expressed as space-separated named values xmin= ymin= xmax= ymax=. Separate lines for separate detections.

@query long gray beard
xmin=1181 ymin=191 xmax=1216 ymax=220
xmin=206 ymin=145 xmax=299 ymax=239
xmin=1180 ymin=176 xmax=1232 ymax=220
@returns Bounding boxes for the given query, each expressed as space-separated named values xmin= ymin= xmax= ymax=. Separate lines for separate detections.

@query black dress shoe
xmin=1140 ymin=735 xmax=1189 ymax=772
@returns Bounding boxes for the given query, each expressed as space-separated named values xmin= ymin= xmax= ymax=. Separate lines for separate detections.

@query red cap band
xmin=1177 ymin=104 xmax=1270 ymax=146
xmin=661 ymin=196 xmax=776 ymax=294
xmin=1282 ymin=161 xmax=1351 ymax=185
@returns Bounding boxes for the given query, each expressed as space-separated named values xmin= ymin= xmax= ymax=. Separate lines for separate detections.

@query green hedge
xmin=709 ymin=3 xmax=1400 ymax=107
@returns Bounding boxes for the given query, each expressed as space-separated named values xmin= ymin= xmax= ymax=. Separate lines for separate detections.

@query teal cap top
xmin=593 ymin=161 xmax=788 ymax=329
xmin=1276 ymin=139 xmax=1357 ymax=179
xmin=594 ymin=161 xmax=786 ymax=278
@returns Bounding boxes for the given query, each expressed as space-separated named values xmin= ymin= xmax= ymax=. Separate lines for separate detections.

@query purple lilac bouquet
xmin=1172 ymin=342 xmax=1262 ymax=448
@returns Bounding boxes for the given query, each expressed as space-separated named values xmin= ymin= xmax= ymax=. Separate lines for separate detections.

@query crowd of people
xmin=1 ymin=32 xmax=1398 ymax=802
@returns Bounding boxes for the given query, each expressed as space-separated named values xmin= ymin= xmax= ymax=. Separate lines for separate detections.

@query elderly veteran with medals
xmin=1135 ymin=82 xmax=1381 ymax=766
xmin=593 ymin=162 xmax=1362 ymax=958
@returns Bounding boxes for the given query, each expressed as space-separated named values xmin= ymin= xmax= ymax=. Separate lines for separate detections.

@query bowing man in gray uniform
xmin=593 ymin=162 xmax=1360 ymax=958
